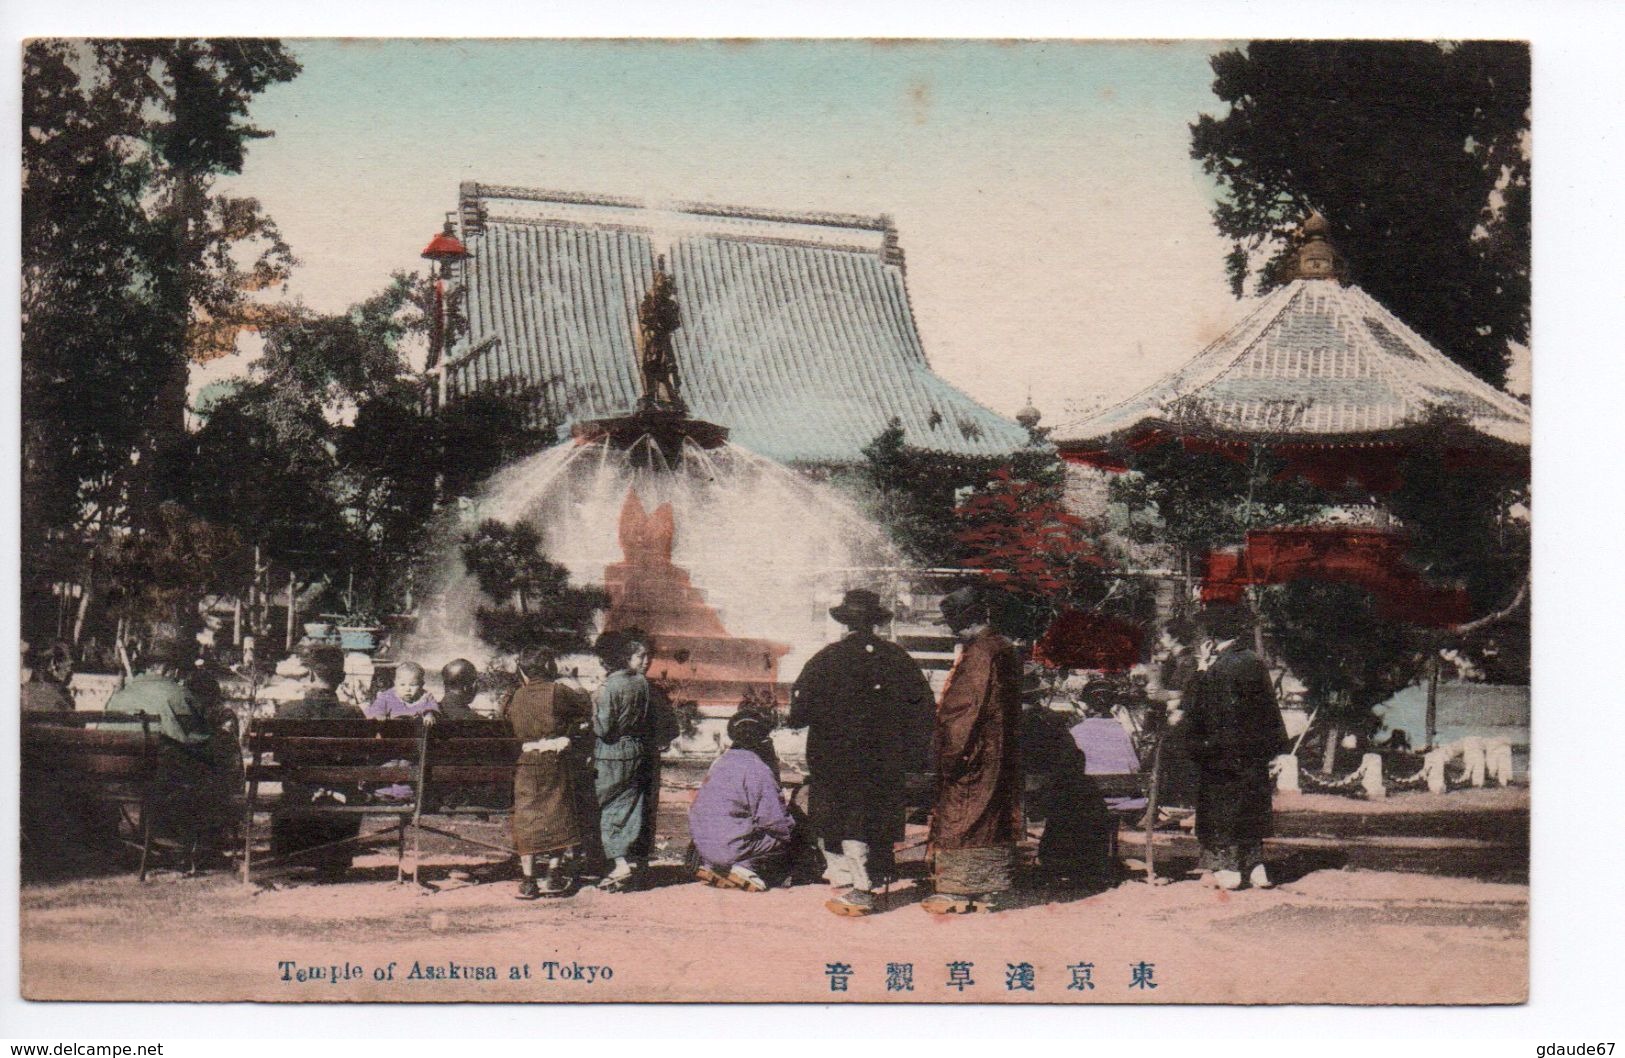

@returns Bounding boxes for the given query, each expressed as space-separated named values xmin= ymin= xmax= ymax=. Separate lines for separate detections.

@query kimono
xmin=1021 ymin=707 xmax=1115 ymax=882
xmin=106 ymin=674 xmax=222 ymax=855
xmin=365 ymin=688 xmax=440 ymax=719
xmin=1152 ymin=650 xmax=1203 ymax=808
xmin=688 ymin=747 xmax=795 ymax=876
xmin=1183 ymin=644 xmax=1289 ymax=872
xmin=788 ymin=632 xmax=934 ymax=851
xmin=503 ymin=679 xmax=593 ymax=856
xmin=930 ymin=629 xmax=1023 ymax=895
xmin=593 ymin=670 xmax=664 ymax=860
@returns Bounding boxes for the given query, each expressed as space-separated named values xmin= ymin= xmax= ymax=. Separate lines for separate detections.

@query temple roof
xmin=439 ymin=183 xmax=1031 ymax=465
xmin=1053 ymin=277 xmax=1531 ymax=451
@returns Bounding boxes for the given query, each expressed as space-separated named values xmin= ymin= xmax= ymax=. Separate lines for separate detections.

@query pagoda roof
xmin=440 ymin=183 xmax=1031 ymax=465
xmin=1053 ymin=277 xmax=1530 ymax=452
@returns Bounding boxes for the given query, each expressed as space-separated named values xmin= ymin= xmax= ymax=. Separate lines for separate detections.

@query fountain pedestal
xmin=604 ymin=490 xmax=790 ymax=713
xmin=572 ymin=409 xmax=728 ymax=461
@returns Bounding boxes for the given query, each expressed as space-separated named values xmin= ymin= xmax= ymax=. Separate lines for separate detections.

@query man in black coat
xmin=1182 ymin=605 xmax=1289 ymax=891
xmin=789 ymin=589 xmax=934 ymax=917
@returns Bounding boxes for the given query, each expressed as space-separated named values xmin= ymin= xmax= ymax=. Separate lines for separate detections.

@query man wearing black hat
xmin=924 ymin=585 xmax=1024 ymax=913
xmin=1183 ymin=604 xmax=1288 ymax=891
xmin=789 ymin=588 xmax=934 ymax=917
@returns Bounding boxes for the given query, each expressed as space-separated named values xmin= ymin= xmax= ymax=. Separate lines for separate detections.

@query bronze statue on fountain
xmin=571 ymin=257 xmax=728 ymax=459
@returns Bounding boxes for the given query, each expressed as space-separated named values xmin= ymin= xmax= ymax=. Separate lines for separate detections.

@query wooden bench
xmin=241 ymin=717 xmax=524 ymax=884
xmin=21 ymin=711 xmax=161 ymax=879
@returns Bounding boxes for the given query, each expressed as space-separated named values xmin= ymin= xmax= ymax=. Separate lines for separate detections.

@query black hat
xmin=1195 ymin=604 xmax=1249 ymax=643
xmin=940 ymin=585 xmax=988 ymax=631
xmin=829 ymin=589 xmax=891 ymax=628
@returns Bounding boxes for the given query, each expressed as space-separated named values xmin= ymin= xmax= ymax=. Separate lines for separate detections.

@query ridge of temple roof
xmin=440 ymin=184 xmax=1031 ymax=465
xmin=1053 ymin=278 xmax=1530 ymax=450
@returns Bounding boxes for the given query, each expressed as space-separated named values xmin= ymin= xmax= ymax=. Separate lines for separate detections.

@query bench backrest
xmin=245 ymin=717 xmax=525 ymax=791
xmin=21 ymin=712 xmax=159 ymax=786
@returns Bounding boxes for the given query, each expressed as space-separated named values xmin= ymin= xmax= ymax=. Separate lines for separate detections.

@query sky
xmin=215 ymin=39 xmax=1247 ymax=428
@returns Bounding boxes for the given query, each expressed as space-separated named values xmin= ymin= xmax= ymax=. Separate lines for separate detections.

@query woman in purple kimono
xmin=688 ymin=709 xmax=794 ymax=891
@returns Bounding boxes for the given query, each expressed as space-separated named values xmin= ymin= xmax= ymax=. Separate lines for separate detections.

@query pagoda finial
xmin=1016 ymin=383 xmax=1041 ymax=431
xmin=1285 ymin=209 xmax=1343 ymax=281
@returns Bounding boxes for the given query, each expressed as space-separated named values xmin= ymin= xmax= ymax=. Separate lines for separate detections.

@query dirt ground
xmin=19 ymin=788 xmax=1528 ymax=1005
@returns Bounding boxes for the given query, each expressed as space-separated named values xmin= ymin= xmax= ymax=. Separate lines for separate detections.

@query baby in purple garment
xmin=365 ymin=661 xmax=440 ymax=801
xmin=365 ymin=661 xmax=440 ymax=720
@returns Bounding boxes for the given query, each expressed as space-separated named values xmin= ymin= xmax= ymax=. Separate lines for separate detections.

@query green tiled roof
xmin=441 ymin=184 xmax=1031 ymax=465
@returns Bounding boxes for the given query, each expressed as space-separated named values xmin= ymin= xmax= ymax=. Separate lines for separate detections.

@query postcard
xmin=17 ymin=37 xmax=1530 ymax=1004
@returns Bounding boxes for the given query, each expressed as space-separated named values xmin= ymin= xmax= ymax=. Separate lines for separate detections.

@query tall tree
xmin=1190 ymin=40 xmax=1529 ymax=387
xmin=187 ymin=274 xmax=560 ymax=622
xmin=21 ymin=39 xmax=299 ymax=639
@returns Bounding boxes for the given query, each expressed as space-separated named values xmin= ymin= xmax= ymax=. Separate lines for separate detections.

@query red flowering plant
xmin=953 ymin=467 xmax=1112 ymax=642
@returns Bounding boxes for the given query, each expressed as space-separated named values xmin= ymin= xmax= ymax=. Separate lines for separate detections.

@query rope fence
xmin=1275 ymin=735 xmax=1517 ymax=799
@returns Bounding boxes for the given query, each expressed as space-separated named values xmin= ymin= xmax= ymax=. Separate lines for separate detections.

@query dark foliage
xmin=22 ymin=39 xmax=299 ymax=643
xmin=850 ymin=417 xmax=1061 ymax=569
xmin=1259 ymin=580 xmax=1424 ymax=729
xmin=460 ymin=520 xmax=608 ymax=655
xmin=954 ymin=467 xmax=1110 ymax=641
xmin=1191 ymin=40 xmax=1529 ymax=387
xmin=1108 ymin=438 xmax=1326 ymax=562
xmin=22 ymin=40 xmax=300 ymax=546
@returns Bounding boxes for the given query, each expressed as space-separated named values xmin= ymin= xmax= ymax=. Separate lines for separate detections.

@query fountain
xmin=407 ymin=259 xmax=900 ymax=735
xmin=603 ymin=489 xmax=790 ymax=710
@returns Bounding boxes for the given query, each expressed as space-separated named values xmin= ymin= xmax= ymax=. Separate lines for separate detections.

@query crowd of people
xmin=22 ymin=586 xmax=1292 ymax=907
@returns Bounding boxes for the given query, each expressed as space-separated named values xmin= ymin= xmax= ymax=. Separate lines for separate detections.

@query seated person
xmin=1072 ymin=701 xmax=1147 ymax=811
xmin=271 ymin=647 xmax=365 ymax=881
xmin=106 ymin=636 xmax=227 ymax=872
xmin=186 ymin=655 xmax=246 ymax=843
xmin=365 ymin=661 xmax=439 ymax=800
xmin=21 ymin=642 xmax=75 ymax=713
xmin=688 ymin=708 xmax=795 ymax=892
xmin=365 ymin=661 xmax=439 ymax=719
xmin=1021 ymin=680 xmax=1116 ymax=885
xmin=439 ymin=658 xmax=494 ymax=719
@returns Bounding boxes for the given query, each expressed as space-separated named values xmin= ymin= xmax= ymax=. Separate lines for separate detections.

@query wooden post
xmin=233 ymin=596 xmax=243 ymax=647
xmin=1143 ymin=735 xmax=1164 ymax=885
xmin=241 ymin=723 xmax=260 ymax=887
xmin=285 ymin=570 xmax=297 ymax=652
xmin=409 ymin=721 xmax=431 ymax=883
xmin=1424 ymin=654 xmax=1441 ymax=751
xmin=1321 ymin=693 xmax=1342 ymax=775
xmin=72 ymin=581 xmax=92 ymax=647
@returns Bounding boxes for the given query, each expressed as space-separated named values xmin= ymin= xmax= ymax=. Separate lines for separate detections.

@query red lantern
xmin=420 ymin=222 xmax=470 ymax=375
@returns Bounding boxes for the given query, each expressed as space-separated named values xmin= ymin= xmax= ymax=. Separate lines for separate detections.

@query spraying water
xmin=406 ymin=434 xmax=902 ymax=680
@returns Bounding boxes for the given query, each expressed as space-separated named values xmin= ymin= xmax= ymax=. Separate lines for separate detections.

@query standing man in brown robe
xmin=503 ymin=647 xmax=594 ymax=899
xmin=924 ymin=585 xmax=1024 ymax=914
